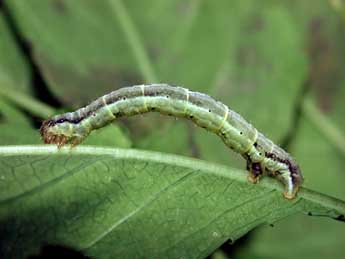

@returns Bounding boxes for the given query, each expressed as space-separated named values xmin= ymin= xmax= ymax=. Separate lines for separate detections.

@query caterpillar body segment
xmin=40 ymin=84 xmax=303 ymax=199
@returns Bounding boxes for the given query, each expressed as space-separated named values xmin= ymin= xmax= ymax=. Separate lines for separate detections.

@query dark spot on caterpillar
xmin=308 ymin=212 xmax=313 ymax=216
xmin=114 ymin=112 xmax=124 ymax=117
xmin=56 ymin=118 xmax=67 ymax=124
xmin=259 ymin=152 xmax=262 ymax=156
xmin=145 ymin=91 xmax=158 ymax=97
xmin=251 ymin=162 xmax=262 ymax=177
xmin=109 ymin=95 xmax=125 ymax=103
xmin=40 ymin=84 xmax=303 ymax=200
xmin=284 ymin=159 xmax=302 ymax=184
xmin=53 ymin=117 xmax=83 ymax=125
xmin=266 ymin=152 xmax=277 ymax=159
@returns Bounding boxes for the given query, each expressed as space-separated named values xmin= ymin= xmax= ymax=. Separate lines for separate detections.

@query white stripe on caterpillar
xmin=40 ymin=84 xmax=303 ymax=199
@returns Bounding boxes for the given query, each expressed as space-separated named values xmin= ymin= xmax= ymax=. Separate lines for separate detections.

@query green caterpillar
xmin=40 ymin=84 xmax=303 ymax=199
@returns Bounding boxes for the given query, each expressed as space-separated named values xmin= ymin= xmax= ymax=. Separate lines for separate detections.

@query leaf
xmin=0 ymin=9 xmax=131 ymax=147
xmin=0 ymin=99 xmax=40 ymax=145
xmin=0 ymin=11 xmax=30 ymax=95
xmin=0 ymin=146 xmax=344 ymax=259
xmin=246 ymin=95 xmax=345 ymax=257
xmin=83 ymin=124 xmax=132 ymax=148
xmin=5 ymin=0 xmax=142 ymax=107
xmin=5 ymin=1 xmax=307 ymax=166
xmin=0 ymin=10 xmax=48 ymax=144
xmin=243 ymin=1 xmax=345 ymax=257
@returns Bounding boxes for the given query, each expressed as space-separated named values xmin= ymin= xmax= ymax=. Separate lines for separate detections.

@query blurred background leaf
xmin=0 ymin=2 xmax=131 ymax=148
xmin=236 ymin=1 xmax=345 ymax=258
xmin=0 ymin=0 xmax=344 ymax=258
xmin=4 ymin=0 xmax=307 ymax=166
xmin=0 ymin=11 xmax=39 ymax=143
xmin=0 ymin=10 xmax=30 ymax=95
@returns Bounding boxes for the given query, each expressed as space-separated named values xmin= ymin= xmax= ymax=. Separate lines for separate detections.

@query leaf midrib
xmin=0 ymin=145 xmax=344 ymax=217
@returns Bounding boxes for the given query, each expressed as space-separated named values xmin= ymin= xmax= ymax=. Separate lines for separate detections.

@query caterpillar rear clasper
xmin=40 ymin=84 xmax=303 ymax=199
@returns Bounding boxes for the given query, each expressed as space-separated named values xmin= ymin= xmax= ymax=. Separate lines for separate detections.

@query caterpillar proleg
xmin=40 ymin=84 xmax=303 ymax=199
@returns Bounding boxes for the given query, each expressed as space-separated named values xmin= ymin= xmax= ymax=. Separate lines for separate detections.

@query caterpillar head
xmin=40 ymin=118 xmax=83 ymax=148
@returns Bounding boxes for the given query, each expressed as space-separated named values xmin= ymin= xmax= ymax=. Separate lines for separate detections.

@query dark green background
xmin=0 ymin=0 xmax=344 ymax=258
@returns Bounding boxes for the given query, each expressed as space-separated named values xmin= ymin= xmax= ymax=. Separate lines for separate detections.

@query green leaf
xmin=0 ymin=146 xmax=344 ymax=259
xmin=0 ymin=15 xmax=39 ymax=145
xmin=243 ymin=1 xmax=345 ymax=257
xmin=5 ymin=0 xmax=143 ymax=107
xmin=246 ymin=97 xmax=345 ymax=259
xmin=0 ymin=10 xmax=51 ymax=143
xmin=0 ymin=9 xmax=131 ymax=147
xmin=0 ymin=99 xmax=40 ymax=145
xmin=5 ymin=1 xmax=307 ymax=165
xmin=0 ymin=11 xmax=30 ymax=94
xmin=83 ymin=124 xmax=132 ymax=148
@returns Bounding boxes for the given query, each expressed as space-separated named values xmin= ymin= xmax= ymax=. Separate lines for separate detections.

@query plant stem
xmin=109 ymin=0 xmax=158 ymax=83
xmin=302 ymin=96 xmax=345 ymax=156
xmin=0 ymin=85 xmax=55 ymax=118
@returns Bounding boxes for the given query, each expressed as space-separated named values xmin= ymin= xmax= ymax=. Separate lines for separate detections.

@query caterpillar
xmin=40 ymin=84 xmax=303 ymax=199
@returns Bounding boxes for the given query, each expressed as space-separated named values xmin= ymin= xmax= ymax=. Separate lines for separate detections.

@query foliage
xmin=0 ymin=0 xmax=345 ymax=258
